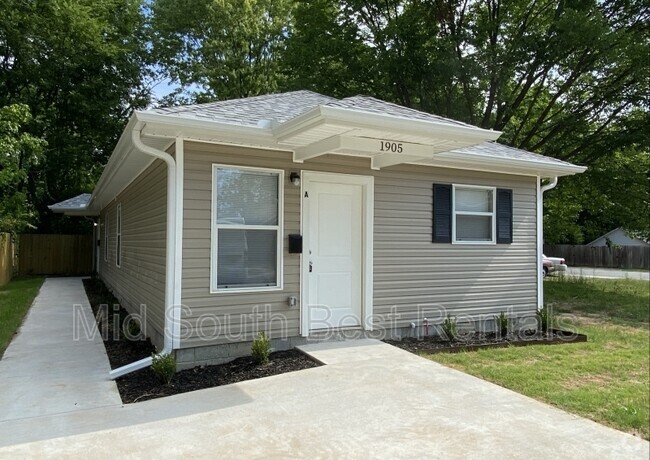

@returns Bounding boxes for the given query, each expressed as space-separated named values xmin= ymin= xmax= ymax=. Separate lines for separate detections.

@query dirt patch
xmin=117 ymin=350 xmax=320 ymax=403
xmin=561 ymin=373 xmax=616 ymax=390
xmin=385 ymin=329 xmax=586 ymax=354
xmin=82 ymin=277 xmax=321 ymax=404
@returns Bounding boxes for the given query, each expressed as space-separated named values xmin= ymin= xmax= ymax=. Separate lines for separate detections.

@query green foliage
xmin=124 ymin=318 xmax=141 ymax=340
xmin=537 ymin=306 xmax=550 ymax=333
xmin=497 ymin=312 xmax=510 ymax=337
xmin=441 ymin=316 xmax=457 ymax=341
xmin=0 ymin=105 xmax=45 ymax=233
xmin=544 ymin=147 xmax=650 ymax=244
xmin=151 ymin=0 xmax=294 ymax=102
xmin=251 ymin=331 xmax=271 ymax=364
xmin=151 ymin=352 xmax=176 ymax=384
xmin=0 ymin=0 xmax=150 ymax=232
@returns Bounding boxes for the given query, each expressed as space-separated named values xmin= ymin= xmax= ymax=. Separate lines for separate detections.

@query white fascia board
xmin=48 ymin=208 xmax=98 ymax=216
xmin=135 ymin=111 xmax=277 ymax=147
xmin=413 ymin=152 xmax=587 ymax=177
xmin=273 ymin=107 xmax=326 ymax=143
xmin=319 ymin=106 xmax=502 ymax=144
xmin=87 ymin=116 xmax=141 ymax=213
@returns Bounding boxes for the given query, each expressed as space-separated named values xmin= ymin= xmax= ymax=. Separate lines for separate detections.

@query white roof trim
xmin=51 ymin=93 xmax=586 ymax=216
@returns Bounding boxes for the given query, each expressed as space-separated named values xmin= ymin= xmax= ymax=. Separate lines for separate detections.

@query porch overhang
xmin=136 ymin=105 xmax=503 ymax=172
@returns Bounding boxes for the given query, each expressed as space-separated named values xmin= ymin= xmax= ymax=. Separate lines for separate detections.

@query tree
xmin=545 ymin=147 xmax=650 ymax=244
xmin=151 ymin=0 xmax=294 ymax=102
xmin=0 ymin=104 xmax=45 ymax=233
xmin=0 ymin=0 xmax=150 ymax=232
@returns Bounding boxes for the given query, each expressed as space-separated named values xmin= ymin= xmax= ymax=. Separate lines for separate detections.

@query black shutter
xmin=432 ymin=184 xmax=452 ymax=243
xmin=496 ymin=188 xmax=513 ymax=244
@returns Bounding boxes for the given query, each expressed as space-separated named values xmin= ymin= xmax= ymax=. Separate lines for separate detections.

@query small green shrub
xmin=151 ymin=352 xmax=176 ymax=384
xmin=251 ymin=331 xmax=271 ymax=364
xmin=124 ymin=318 xmax=141 ymax=340
xmin=497 ymin=312 xmax=510 ymax=337
xmin=441 ymin=316 xmax=457 ymax=341
xmin=537 ymin=305 xmax=551 ymax=333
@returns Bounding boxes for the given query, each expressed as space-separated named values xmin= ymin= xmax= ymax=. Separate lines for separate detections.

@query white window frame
xmin=104 ymin=212 xmax=109 ymax=262
xmin=210 ymin=164 xmax=284 ymax=294
xmin=116 ymin=203 xmax=122 ymax=268
xmin=452 ymin=184 xmax=497 ymax=245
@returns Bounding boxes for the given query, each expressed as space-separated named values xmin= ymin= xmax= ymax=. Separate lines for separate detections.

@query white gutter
xmin=537 ymin=176 xmax=558 ymax=309
xmin=108 ymin=128 xmax=181 ymax=379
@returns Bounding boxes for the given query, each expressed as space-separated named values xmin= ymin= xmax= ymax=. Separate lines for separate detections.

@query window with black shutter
xmin=432 ymin=184 xmax=451 ymax=243
xmin=496 ymin=188 xmax=513 ymax=244
xmin=433 ymin=183 xmax=514 ymax=244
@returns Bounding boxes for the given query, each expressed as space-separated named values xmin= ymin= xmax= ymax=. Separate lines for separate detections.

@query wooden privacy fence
xmin=0 ymin=233 xmax=13 ymax=286
xmin=18 ymin=234 xmax=93 ymax=276
xmin=544 ymin=244 xmax=650 ymax=270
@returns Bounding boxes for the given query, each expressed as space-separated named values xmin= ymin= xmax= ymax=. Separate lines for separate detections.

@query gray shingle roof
xmin=323 ymin=96 xmax=474 ymax=128
xmin=48 ymin=193 xmax=92 ymax=210
xmin=149 ymin=90 xmax=476 ymax=129
xmin=150 ymin=90 xmax=337 ymax=127
xmin=454 ymin=142 xmax=581 ymax=168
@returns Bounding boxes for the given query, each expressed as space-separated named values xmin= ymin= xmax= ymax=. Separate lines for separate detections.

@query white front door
xmin=303 ymin=172 xmax=371 ymax=332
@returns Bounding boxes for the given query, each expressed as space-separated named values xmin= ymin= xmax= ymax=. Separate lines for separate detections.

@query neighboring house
xmin=588 ymin=228 xmax=649 ymax=247
xmin=49 ymin=91 xmax=586 ymax=377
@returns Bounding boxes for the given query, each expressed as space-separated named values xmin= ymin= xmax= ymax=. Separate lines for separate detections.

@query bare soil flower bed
xmin=117 ymin=350 xmax=319 ymax=403
xmin=82 ymin=277 xmax=321 ymax=403
xmin=385 ymin=329 xmax=587 ymax=355
xmin=83 ymin=278 xmax=156 ymax=368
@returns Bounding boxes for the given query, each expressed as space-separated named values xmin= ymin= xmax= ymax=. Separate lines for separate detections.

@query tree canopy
xmin=0 ymin=0 xmax=150 ymax=232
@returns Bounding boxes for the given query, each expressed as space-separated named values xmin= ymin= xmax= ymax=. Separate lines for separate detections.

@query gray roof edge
xmin=48 ymin=193 xmax=93 ymax=212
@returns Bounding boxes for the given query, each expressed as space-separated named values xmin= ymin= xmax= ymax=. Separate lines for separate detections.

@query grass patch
xmin=0 ymin=277 xmax=45 ymax=357
xmin=426 ymin=277 xmax=650 ymax=439
xmin=545 ymin=276 xmax=649 ymax=324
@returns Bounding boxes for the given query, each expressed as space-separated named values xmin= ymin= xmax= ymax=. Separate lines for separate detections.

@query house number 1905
xmin=380 ymin=141 xmax=403 ymax=153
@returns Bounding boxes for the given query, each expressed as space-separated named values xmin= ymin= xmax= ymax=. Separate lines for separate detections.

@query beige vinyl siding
xmin=99 ymin=160 xmax=167 ymax=349
xmin=181 ymin=141 xmax=537 ymax=347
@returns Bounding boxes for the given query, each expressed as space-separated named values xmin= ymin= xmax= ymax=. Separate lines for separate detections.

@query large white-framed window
xmin=104 ymin=212 xmax=109 ymax=262
xmin=116 ymin=203 xmax=122 ymax=268
xmin=452 ymin=184 xmax=496 ymax=244
xmin=211 ymin=165 xmax=284 ymax=293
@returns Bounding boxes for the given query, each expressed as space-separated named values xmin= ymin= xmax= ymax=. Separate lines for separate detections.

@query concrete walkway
xmin=0 ymin=277 xmax=121 ymax=422
xmin=566 ymin=266 xmax=649 ymax=280
xmin=1 ymin=339 xmax=647 ymax=459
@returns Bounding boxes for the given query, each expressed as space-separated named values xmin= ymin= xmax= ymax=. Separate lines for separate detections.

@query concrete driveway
xmin=1 ymin=339 xmax=647 ymax=459
xmin=566 ymin=267 xmax=649 ymax=280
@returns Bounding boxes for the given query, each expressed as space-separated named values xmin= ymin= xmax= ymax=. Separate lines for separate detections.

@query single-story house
xmin=588 ymin=228 xmax=649 ymax=247
xmin=50 ymin=91 xmax=586 ymax=377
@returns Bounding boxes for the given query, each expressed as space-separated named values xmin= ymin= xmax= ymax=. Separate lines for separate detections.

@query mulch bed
xmin=82 ymin=277 xmax=321 ymax=404
xmin=83 ymin=278 xmax=156 ymax=368
xmin=385 ymin=329 xmax=587 ymax=355
xmin=117 ymin=350 xmax=320 ymax=403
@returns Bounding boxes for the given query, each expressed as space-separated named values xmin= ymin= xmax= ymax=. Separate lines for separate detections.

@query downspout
xmin=537 ymin=177 xmax=558 ymax=309
xmin=108 ymin=128 xmax=180 ymax=379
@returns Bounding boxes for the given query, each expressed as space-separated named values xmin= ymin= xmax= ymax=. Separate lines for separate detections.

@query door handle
xmin=309 ymin=262 xmax=313 ymax=273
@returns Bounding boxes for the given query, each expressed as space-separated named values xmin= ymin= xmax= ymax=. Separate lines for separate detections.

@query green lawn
xmin=0 ymin=277 xmax=44 ymax=357
xmin=426 ymin=277 xmax=650 ymax=439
